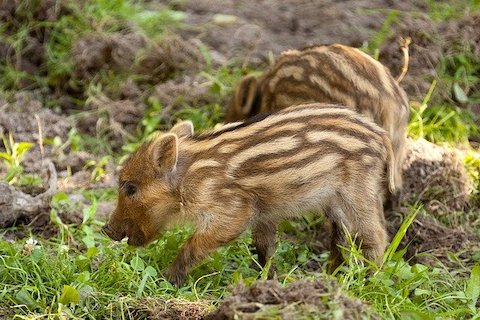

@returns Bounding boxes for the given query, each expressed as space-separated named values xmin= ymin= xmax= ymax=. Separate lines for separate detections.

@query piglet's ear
xmin=235 ymin=75 xmax=258 ymax=116
xmin=170 ymin=120 xmax=194 ymax=138
xmin=152 ymin=133 xmax=178 ymax=172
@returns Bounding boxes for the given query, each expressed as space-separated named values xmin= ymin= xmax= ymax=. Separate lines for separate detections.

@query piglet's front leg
xmin=164 ymin=208 xmax=253 ymax=286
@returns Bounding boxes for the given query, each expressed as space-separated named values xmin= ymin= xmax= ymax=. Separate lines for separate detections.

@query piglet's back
xmin=179 ymin=103 xmax=393 ymax=215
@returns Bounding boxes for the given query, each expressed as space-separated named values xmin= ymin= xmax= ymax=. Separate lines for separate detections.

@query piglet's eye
xmin=124 ymin=182 xmax=137 ymax=197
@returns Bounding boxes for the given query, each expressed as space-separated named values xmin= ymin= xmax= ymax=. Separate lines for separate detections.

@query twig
xmin=396 ymin=37 xmax=411 ymax=83
xmin=38 ymin=160 xmax=58 ymax=200
xmin=35 ymin=114 xmax=44 ymax=158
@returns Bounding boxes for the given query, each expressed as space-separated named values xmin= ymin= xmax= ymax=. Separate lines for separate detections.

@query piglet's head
xmin=103 ymin=121 xmax=194 ymax=246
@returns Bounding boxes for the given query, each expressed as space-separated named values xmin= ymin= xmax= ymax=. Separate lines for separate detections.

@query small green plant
xmin=132 ymin=7 xmax=185 ymax=38
xmin=84 ymin=155 xmax=112 ymax=182
xmin=427 ymin=0 xmax=480 ymax=22
xmin=174 ymin=103 xmax=224 ymax=132
xmin=0 ymin=132 xmax=33 ymax=183
xmin=408 ymin=80 xmax=479 ymax=143
xmin=17 ymin=174 xmax=43 ymax=188
xmin=437 ymin=50 xmax=480 ymax=106
xmin=201 ymin=66 xmax=250 ymax=99
xmin=121 ymin=96 xmax=164 ymax=157
xmin=464 ymin=151 xmax=480 ymax=206
xmin=364 ymin=10 xmax=400 ymax=57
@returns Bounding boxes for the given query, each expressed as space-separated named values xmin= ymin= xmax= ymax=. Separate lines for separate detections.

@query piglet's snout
xmin=102 ymin=223 xmax=125 ymax=241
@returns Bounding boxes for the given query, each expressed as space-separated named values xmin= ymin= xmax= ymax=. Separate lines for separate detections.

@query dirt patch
xmin=72 ymin=32 xmax=206 ymax=146
xmin=0 ymin=91 xmax=76 ymax=177
xmin=0 ymin=160 xmax=70 ymax=239
xmin=380 ymin=14 xmax=441 ymax=98
xmin=131 ymin=297 xmax=210 ymax=320
xmin=72 ymin=32 xmax=147 ymax=80
xmin=0 ymin=90 xmax=112 ymax=182
xmin=206 ymin=279 xmax=379 ymax=319
xmin=401 ymin=138 xmax=472 ymax=214
xmin=78 ymin=94 xmax=147 ymax=150
xmin=136 ymin=35 xmax=205 ymax=83
xmin=1 ymin=209 xmax=83 ymax=241
xmin=166 ymin=0 xmax=427 ymax=66
xmin=0 ymin=170 xmax=53 ymax=229
xmin=150 ymin=74 xmax=217 ymax=120
xmin=73 ymin=32 xmax=204 ymax=83
xmin=387 ymin=213 xmax=480 ymax=268
xmin=0 ymin=89 xmax=115 ymax=233
xmin=389 ymin=135 xmax=479 ymax=268
xmin=0 ymin=91 xmax=71 ymax=144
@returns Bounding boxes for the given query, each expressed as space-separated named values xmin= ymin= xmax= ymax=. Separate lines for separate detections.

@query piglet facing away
xmin=103 ymin=103 xmax=395 ymax=286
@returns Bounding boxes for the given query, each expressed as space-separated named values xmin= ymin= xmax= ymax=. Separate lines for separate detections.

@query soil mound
xmin=388 ymin=213 xmax=480 ymax=268
xmin=73 ymin=33 xmax=204 ymax=83
xmin=206 ymin=279 xmax=379 ymax=319
xmin=132 ymin=297 xmax=210 ymax=320
xmin=402 ymin=138 xmax=472 ymax=214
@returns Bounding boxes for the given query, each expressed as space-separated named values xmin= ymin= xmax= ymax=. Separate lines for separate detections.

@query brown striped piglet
xmin=103 ymin=103 xmax=395 ymax=286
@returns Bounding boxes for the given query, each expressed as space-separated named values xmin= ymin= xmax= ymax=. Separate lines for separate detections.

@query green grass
xmin=427 ymin=0 xmax=480 ymax=22
xmin=1 ymin=202 xmax=479 ymax=319
xmin=0 ymin=132 xmax=34 ymax=184
xmin=408 ymin=80 xmax=479 ymax=143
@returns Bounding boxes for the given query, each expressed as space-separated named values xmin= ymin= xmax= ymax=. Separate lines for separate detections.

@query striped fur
xmin=103 ymin=103 xmax=394 ymax=286
xmin=224 ymin=44 xmax=409 ymax=206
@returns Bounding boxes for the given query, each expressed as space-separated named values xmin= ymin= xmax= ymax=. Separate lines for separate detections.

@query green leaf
xmin=4 ymin=166 xmax=22 ymax=182
xmin=82 ymin=225 xmax=96 ymax=248
xmin=144 ymin=266 xmax=158 ymax=277
xmin=384 ymin=206 xmax=421 ymax=263
xmin=400 ymin=309 xmax=434 ymax=320
xmin=209 ymin=82 xmax=222 ymax=95
xmin=86 ymin=246 xmax=98 ymax=259
xmin=466 ymin=265 xmax=480 ymax=311
xmin=414 ymin=288 xmax=431 ymax=296
xmin=0 ymin=152 xmax=12 ymax=162
xmin=130 ymin=256 xmax=145 ymax=271
xmin=412 ymin=264 xmax=429 ymax=274
xmin=59 ymin=285 xmax=80 ymax=305
xmin=15 ymin=141 xmax=33 ymax=155
xmin=397 ymin=263 xmax=415 ymax=280
xmin=232 ymin=270 xmax=242 ymax=284
xmin=82 ymin=199 xmax=98 ymax=224
xmin=137 ymin=272 xmax=149 ymax=298
xmin=77 ymin=271 xmax=91 ymax=283
xmin=31 ymin=247 xmax=44 ymax=263
xmin=472 ymin=251 xmax=480 ymax=262
xmin=51 ymin=192 xmax=70 ymax=207
xmin=50 ymin=209 xmax=64 ymax=227
xmin=15 ymin=287 xmax=40 ymax=310
xmin=453 ymin=82 xmax=469 ymax=104
xmin=75 ymin=255 xmax=90 ymax=271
